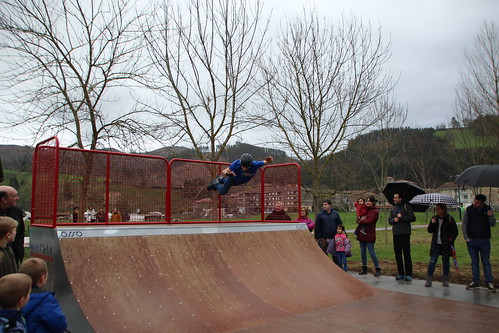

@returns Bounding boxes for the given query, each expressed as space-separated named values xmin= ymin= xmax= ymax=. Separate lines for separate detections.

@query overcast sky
xmin=1 ymin=0 xmax=497 ymax=148
xmin=267 ymin=0 xmax=499 ymax=128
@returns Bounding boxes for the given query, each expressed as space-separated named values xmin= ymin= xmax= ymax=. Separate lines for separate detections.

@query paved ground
xmin=350 ymin=271 xmax=499 ymax=308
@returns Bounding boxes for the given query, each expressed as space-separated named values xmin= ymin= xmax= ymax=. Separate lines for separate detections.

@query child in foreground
xmin=0 ymin=273 xmax=32 ymax=332
xmin=0 ymin=216 xmax=18 ymax=278
xmin=334 ymin=225 xmax=351 ymax=272
xmin=19 ymin=258 xmax=68 ymax=333
xmin=327 ymin=225 xmax=351 ymax=272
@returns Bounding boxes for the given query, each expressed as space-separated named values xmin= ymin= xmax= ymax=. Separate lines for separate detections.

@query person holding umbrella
xmin=388 ymin=193 xmax=416 ymax=281
xmin=424 ymin=203 xmax=458 ymax=287
xmin=462 ymin=194 xmax=496 ymax=292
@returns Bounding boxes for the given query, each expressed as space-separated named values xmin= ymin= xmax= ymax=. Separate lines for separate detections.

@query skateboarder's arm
xmin=221 ymin=167 xmax=234 ymax=176
xmin=263 ymin=156 xmax=273 ymax=164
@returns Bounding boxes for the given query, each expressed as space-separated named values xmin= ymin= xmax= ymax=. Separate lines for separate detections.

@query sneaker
xmin=206 ymin=176 xmax=222 ymax=191
xmin=404 ymin=275 xmax=413 ymax=281
xmin=466 ymin=281 xmax=480 ymax=290
xmin=486 ymin=283 xmax=496 ymax=292
xmin=395 ymin=275 xmax=405 ymax=280
xmin=206 ymin=181 xmax=216 ymax=191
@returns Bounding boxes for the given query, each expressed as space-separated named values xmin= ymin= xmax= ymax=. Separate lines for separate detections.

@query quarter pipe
xmin=29 ymin=223 xmax=498 ymax=332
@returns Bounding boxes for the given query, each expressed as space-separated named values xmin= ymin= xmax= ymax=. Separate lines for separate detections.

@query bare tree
xmin=353 ymin=97 xmax=407 ymax=193
xmin=457 ymin=21 xmax=499 ymax=120
xmin=260 ymin=11 xmax=395 ymax=209
xmin=451 ymin=20 xmax=499 ymax=170
xmin=0 ymin=0 xmax=157 ymax=150
xmin=142 ymin=0 xmax=270 ymax=162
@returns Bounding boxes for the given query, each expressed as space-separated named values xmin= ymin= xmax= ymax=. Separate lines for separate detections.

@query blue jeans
xmin=336 ymin=251 xmax=348 ymax=272
xmin=359 ymin=241 xmax=379 ymax=268
xmin=427 ymin=243 xmax=450 ymax=276
xmin=466 ymin=239 xmax=494 ymax=283
xmin=216 ymin=177 xmax=243 ymax=195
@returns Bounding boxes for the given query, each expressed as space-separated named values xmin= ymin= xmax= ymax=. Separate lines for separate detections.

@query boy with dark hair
xmin=0 ymin=273 xmax=32 ymax=332
xmin=19 ymin=258 xmax=68 ymax=333
xmin=0 ymin=216 xmax=18 ymax=278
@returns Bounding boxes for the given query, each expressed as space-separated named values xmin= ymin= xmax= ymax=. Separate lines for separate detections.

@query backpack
xmin=0 ymin=315 xmax=26 ymax=333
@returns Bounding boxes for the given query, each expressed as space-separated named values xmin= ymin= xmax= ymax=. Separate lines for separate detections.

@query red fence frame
xmin=31 ymin=137 xmax=301 ymax=227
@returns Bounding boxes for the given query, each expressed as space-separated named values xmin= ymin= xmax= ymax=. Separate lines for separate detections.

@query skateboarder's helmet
xmin=240 ymin=153 xmax=253 ymax=168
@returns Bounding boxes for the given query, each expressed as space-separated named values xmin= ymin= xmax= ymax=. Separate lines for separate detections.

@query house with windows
xmin=436 ymin=182 xmax=474 ymax=207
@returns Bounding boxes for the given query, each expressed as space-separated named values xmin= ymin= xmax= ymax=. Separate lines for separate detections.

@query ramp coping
xmin=56 ymin=222 xmax=307 ymax=239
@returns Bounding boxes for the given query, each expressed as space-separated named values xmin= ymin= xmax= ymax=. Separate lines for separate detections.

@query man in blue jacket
xmin=315 ymin=199 xmax=343 ymax=265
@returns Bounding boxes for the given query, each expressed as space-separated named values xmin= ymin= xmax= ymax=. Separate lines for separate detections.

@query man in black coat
xmin=0 ymin=186 xmax=25 ymax=267
xmin=388 ymin=193 xmax=416 ymax=281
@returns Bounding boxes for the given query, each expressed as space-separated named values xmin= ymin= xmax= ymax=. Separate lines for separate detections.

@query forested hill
xmin=328 ymin=126 xmax=498 ymax=191
xmin=1 ymin=124 xmax=497 ymax=193
xmin=147 ymin=141 xmax=290 ymax=164
xmin=0 ymin=145 xmax=34 ymax=172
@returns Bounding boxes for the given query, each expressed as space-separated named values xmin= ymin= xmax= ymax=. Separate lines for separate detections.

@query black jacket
xmin=314 ymin=209 xmax=342 ymax=239
xmin=427 ymin=214 xmax=458 ymax=257
xmin=388 ymin=203 xmax=416 ymax=235
xmin=463 ymin=204 xmax=496 ymax=240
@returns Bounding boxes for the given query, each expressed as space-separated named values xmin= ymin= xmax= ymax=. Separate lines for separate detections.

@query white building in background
xmin=436 ymin=182 xmax=473 ymax=207
xmin=435 ymin=182 xmax=493 ymax=208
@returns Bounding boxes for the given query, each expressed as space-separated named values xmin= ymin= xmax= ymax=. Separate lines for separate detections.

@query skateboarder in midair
xmin=207 ymin=153 xmax=273 ymax=195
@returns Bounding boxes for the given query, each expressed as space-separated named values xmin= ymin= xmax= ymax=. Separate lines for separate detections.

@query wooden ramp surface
xmin=59 ymin=229 xmax=498 ymax=332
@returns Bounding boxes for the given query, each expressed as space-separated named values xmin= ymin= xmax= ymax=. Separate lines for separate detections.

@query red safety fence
xmin=261 ymin=164 xmax=302 ymax=220
xmin=31 ymin=137 xmax=301 ymax=227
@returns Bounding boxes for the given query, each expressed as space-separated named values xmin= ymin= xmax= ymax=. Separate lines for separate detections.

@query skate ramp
xmin=58 ymin=224 xmax=379 ymax=332
xmin=31 ymin=223 xmax=498 ymax=332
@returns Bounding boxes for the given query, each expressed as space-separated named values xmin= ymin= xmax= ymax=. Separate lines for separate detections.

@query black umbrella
xmin=382 ymin=181 xmax=427 ymax=212
xmin=454 ymin=164 xmax=499 ymax=187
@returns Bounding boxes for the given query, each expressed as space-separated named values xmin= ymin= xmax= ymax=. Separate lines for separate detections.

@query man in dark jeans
xmin=462 ymin=194 xmax=496 ymax=292
xmin=388 ymin=193 xmax=415 ymax=281
xmin=315 ymin=199 xmax=343 ymax=265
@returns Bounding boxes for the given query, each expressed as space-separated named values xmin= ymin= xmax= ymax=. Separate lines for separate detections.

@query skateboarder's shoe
xmin=207 ymin=176 xmax=222 ymax=191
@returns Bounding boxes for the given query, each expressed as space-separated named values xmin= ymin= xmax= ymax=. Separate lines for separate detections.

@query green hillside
xmin=434 ymin=127 xmax=496 ymax=149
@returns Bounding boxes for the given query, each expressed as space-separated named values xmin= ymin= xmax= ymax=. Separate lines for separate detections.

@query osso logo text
xmin=59 ymin=231 xmax=83 ymax=238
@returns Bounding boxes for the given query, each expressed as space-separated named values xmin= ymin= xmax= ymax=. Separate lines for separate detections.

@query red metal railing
xmin=31 ymin=137 xmax=301 ymax=227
